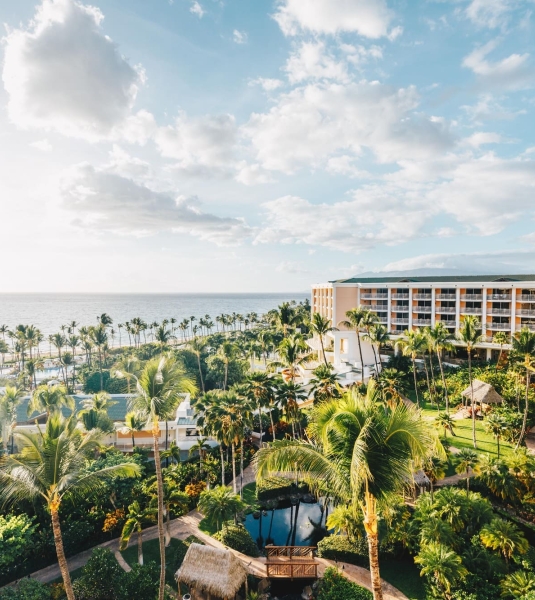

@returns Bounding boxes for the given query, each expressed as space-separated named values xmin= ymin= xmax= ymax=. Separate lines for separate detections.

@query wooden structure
xmin=265 ymin=546 xmax=318 ymax=579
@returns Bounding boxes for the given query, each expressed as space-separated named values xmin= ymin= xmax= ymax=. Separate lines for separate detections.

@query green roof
xmin=330 ymin=275 xmax=535 ymax=284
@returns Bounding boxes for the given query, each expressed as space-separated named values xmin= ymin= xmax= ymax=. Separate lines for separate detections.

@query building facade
xmin=312 ymin=275 xmax=535 ymax=358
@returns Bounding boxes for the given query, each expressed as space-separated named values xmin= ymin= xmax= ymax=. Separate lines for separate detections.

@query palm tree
xmin=241 ymin=372 xmax=275 ymax=443
xmin=512 ymin=327 xmax=535 ymax=449
xmin=161 ymin=440 xmax=181 ymax=465
xmin=0 ymin=386 xmax=24 ymax=454
xmin=415 ymin=542 xmax=468 ymax=599
xmin=423 ymin=457 xmax=446 ymax=500
xmin=500 ymin=570 xmax=535 ymax=598
xmin=114 ymin=356 xmax=139 ymax=394
xmin=89 ymin=325 xmax=108 ymax=391
xmin=81 ymin=391 xmax=117 ymax=414
xmin=0 ymin=339 xmax=8 ymax=374
xmin=154 ymin=325 xmax=173 ymax=348
xmin=396 ymin=330 xmax=426 ymax=406
xmin=270 ymin=333 xmax=311 ymax=383
xmin=457 ymin=316 xmax=483 ymax=449
xmin=197 ymin=486 xmax=246 ymax=531
xmin=310 ymin=364 xmax=341 ymax=405
xmin=121 ymin=411 xmax=145 ymax=448
xmin=428 ymin=323 xmax=455 ymax=414
xmin=127 ymin=356 xmax=197 ymax=600
xmin=187 ymin=337 xmax=207 ymax=393
xmin=189 ymin=437 xmax=211 ymax=476
xmin=339 ymin=307 xmax=369 ymax=383
xmin=274 ymin=302 xmax=298 ymax=337
xmin=455 ymin=448 xmax=478 ymax=492
xmin=28 ymin=384 xmax=74 ymax=418
xmin=275 ymin=380 xmax=306 ymax=439
xmin=493 ymin=331 xmax=509 ymax=368
xmin=254 ymin=381 xmax=440 ymax=600
xmin=309 ymin=313 xmax=337 ymax=365
xmin=436 ymin=412 xmax=456 ymax=439
xmin=0 ymin=413 xmax=140 ymax=600
xmin=480 ymin=518 xmax=528 ymax=567
xmin=217 ymin=340 xmax=238 ymax=391
xmin=484 ymin=412 xmax=508 ymax=458
xmin=98 ymin=313 xmax=113 ymax=327
xmin=120 ymin=500 xmax=157 ymax=565
xmin=363 ymin=323 xmax=390 ymax=375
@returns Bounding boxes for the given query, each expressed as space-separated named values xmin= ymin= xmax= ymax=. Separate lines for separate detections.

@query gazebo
xmin=461 ymin=379 xmax=504 ymax=406
xmin=175 ymin=543 xmax=248 ymax=600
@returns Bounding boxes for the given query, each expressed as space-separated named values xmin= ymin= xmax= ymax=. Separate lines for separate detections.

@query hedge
xmin=214 ymin=524 xmax=260 ymax=557
xmin=317 ymin=567 xmax=372 ymax=600
xmin=317 ymin=536 xmax=369 ymax=567
xmin=256 ymin=477 xmax=309 ymax=502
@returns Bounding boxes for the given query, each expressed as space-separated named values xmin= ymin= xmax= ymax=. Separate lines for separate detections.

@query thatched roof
xmin=175 ymin=543 xmax=247 ymax=599
xmin=461 ymin=379 xmax=504 ymax=404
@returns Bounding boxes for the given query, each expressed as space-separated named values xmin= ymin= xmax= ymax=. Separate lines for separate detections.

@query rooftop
xmin=329 ymin=274 xmax=535 ymax=284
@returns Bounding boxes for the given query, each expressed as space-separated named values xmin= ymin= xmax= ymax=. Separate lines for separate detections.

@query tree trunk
xmin=412 ymin=357 xmax=419 ymax=407
xmin=269 ymin=408 xmax=275 ymax=442
xmin=422 ymin=353 xmax=432 ymax=405
xmin=165 ymin=503 xmax=171 ymax=547
xmin=220 ymin=445 xmax=225 ymax=487
xmin=197 ymin=354 xmax=205 ymax=393
xmin=371 ymin=344 xmax=379 ymax=377
xmin=231 ymin=443 xmax=237 ymax=494
xmin=437 ymin=351 xmax=449 ymax=414
xmin=469 ymin=351 xmax=477 ymax=449
xmin=137 ymin=527 xmax=144 ymax=565
xmin=152 ymin=427 xmax=166 ymax=600
xmin=257 ymin=401 xmax=263 ymax=444
xmin=356 ymin=330 xmax=365 ymax=383
xmin=320 ymin=335 xmax=328 ymax=366
xmin=224 ymin=362 xmax=228 ymax=391
xmin=51 ymin=507 xmax=75 ymax=600
xmin=516 ymin=364 xmax=530 ymax=450
xmin=363 ymin=492 xmax=383 ymax=600
xmin=240 ymin=439 xmax=244 ymax=499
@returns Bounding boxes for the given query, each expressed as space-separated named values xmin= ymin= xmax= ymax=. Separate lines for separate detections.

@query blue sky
xmin=1 ymin=0 xmax=535 ymax=292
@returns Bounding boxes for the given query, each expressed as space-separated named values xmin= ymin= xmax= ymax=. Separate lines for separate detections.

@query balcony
xmin=486 ymin=322 xmax=511 ymax=331
xmin=461 ymin=294 xmax=482 ymax=300
xmin=518 ymin=309 xmax=535 ymax=317
xmin=413 ymin=293 xmax=432 ymax=300
xmin=519 ymin=295 xmax=535 ymax=302
xmin=462 ymin=307 xmax=482 ymax=314
xmin=520 ymin=324 xmax=535 ymax=332
xmin=413 ymin=306 xmax=432 ymax=313
xmin=436 ymin=307 xmax=456 ymax=314
xmin=437 ymin=294 xmax=457 ymax=300
xmin=392 ymin=306 xmax=409 ymax=313
xmin=361 ymin=294 xmax=388 ymax=300
xmin=487 ymin=308 xmax=511 ymax=316
xmin=489 ymin=294 xmax=511 ymax=301
xmin=391 ymin=318 xmax=409 ymax=325
xmin=391 ymin=294 xmax=409 ymax=299
xmin=437 ymin=320 xmax=456 ymax=326
xmin=368 ymin=304 xmax=389 ymax=311
xmin=414 ymin=319 xmax=432 ymax=326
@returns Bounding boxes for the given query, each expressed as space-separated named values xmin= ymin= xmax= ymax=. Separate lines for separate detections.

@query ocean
xmin=0 ymin=293 xmax=309 ymax=341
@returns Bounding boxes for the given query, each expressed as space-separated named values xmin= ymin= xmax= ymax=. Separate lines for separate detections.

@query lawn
xmin=380 ymin=558 xmax=427 ymax=600
xmin=121 ymin=537 xmax=182 ymax=586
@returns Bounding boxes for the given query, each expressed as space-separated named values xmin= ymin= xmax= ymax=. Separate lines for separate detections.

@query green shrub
xmin=317 ymin=567 xmax=372 ymax=600
xmin=214 ymin=524 xmax=259 ymax=557
xmin=118 ymin=562 xmax=159 ymax=600
xmin=0 ymin=579 xmax=51 ymax=600
xmin=0 ymin=514 xmax=37 ymax=577
xmin=256 ymin=477 xmax=309 ymax=502
xmin=317 ymin=536 xmax=368 ymax=567
xmin=71 ymin=548 xmax=123 ymax=600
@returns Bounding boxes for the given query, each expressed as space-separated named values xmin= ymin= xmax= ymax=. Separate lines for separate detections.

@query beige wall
xmin=335 ymin=286 xmax=359 ymax=328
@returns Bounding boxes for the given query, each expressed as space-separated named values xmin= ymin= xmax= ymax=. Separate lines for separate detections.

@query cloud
xmin=276 ymin=261 xmax=309 ymax=274
xmin=105 ymin=145 xmax=151 ymax=180
xmin=234 ymin=162 xmax=275 ymax=185
xmin=462 ymin=94 xmax=527 ymax=122
xmin=3 ymin=0 xmax=147 ymax=142
xmin=284 ymin=41 xmax=349 ymax=83
xmin=242 ymin=81 xmax=455 ymax=173
xmin=61 ymin=163 xmax=252 ymax=245
xmin=326 ymin=155 xmax=372 ymax=178
xmin=30 ymin=139 xmax=52 ymax=152
xmin=464 ymin=0 xmax=518 ymax=29
xmin=155 ymin=112 xmax=237 ymax=175
xmin=273 ymin=0 xmax=394 ymax=39
xmin=233 ymin=30 xmax=248 ymax=44
xmin=249 ymin=78 xmax=284 ymax=91
xmin=190 ymin=1 xmax=205 ymax=17
xmin=462 ymin=131 xmax=506 ymax=147
xmin=462 ymin=39 xmax=534 ymax=90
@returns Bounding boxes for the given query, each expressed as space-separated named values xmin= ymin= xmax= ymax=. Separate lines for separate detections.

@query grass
xmin=380 ymin=558 xmax=427 ymax=600
xmin=121 ymin=537 xmax=182 ymax=587
xmin=48 ymin=565 xmax=84 ymax=585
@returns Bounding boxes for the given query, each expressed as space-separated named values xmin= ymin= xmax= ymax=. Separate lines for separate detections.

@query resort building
xmin=311 ymin=275 xmax=535 ymax=365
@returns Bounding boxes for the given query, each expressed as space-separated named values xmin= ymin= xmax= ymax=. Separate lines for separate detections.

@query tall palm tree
xmin=308 ymin=313 xmax=337 ymax=366
xmin=455 ymin=448 xmax=478 ymax=493
xmin=154 ymin=325 xmax=173 ymax=348
xmin=436 ymin=412 xmax=456 ymax=438
xmin=28 ymin=384 xmax=74 ymax=418
xmin=484 ymin=413 xmax=508 ymax=458
xmin=217 ymin=340 xmax=238 ymax=391
xmin=427 ymin=323 xmax=455 ymax=413
xmin=363 ymin=323 xmax=390 ymax=375
xmin=127 ymin=357 xmax=197 ymax=600
xmin=240 ymin=372 xmax=274 ymax=444
xmin=270 ymin=333 xmax=311 ymax=383
xmin=189 ymin=437 xmax=211 ymax=476
xmin=254 ymin=381 xmax=440 ymax=600
xmin=120 ymin=500 xmax=157 ymax=565
xmin=415 ymin=542 xmax=468 ymax=599
xmin=493 ymin=331 xmax=509 ymax=368
xmin=114 ymin=356 xmax=140 ymax=393
xmin=457 ymin=316 xmax=483 ymax=449
xmin=89 ymin=325 xmax=108 ymax=391
xmin=512 ymin=326 xmax=535 ymax=449
xmin=339 ymin=307 xmax=369 ymax=383
xmin=0 ymin=339 xmax=8 ymax=374
xmin=121 ymin=411 xmax=145 ymax=448
xmin=0 ymin=386 xmax=24 ymax=454
xmin=396 ymin=330 xmax=426 ymax=406
xmin=187 ymin=337 xmax=208 ymax=393
xmin=310 ymin=364 xmax=341 ymax=405
xmin=0 ymin=413 xmax=140 ymax=600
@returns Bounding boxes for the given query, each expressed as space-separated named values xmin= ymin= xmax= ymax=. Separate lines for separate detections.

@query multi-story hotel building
xmin=312 ymin=275 xmax=535 ymax=362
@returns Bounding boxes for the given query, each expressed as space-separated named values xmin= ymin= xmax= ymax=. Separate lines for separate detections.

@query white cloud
xmin=233 ymin=30 xmax=248 ymax=44
xmin=249 ymin=78 xmax=284 ymax=91
xmin=462 ymin=131 xmax=505 ymax=147
xmin=242 ymin=81 xmax=454 ymax=173
xmin=462 ymin=39 xmax=534 ymax=90
xmin=326 ymin=155 xmax=372 ymax=178
xmin=3 ymin=0 xmax=147 ymax=142
xmin=155 ymin=112 xmax=236 ymax=174
xmin=273 ymin=0 xmax=394 ymax=39
xmin=462 ymin=94 xmax=527 ymax=122
xmin=234 ymin=162 xmax=275 ymax=185
xmin=62 ymin=163 xmax=252 ymax=245
xmin=190 ymin=1 xmax=205 ymax=17
xmin=30 ymin=139 xmax=52 ymax=152
xmin=285 ymin=41 xmax=349 ymax=83
xmin=340 ymin=43 xmax=383 ymax=65
xmin=465 ymin=0 xmax=516 ymax=29
xmin=106 ymin=145 xmax=151 ymax=180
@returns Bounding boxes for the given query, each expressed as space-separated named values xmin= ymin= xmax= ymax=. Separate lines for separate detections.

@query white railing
xmin=436 ymin=307 xmax=456 ymax=313
xmin=361 ymin=294 xmax=388 ymax=300
xmin=436 ymin=320 xmax=456 ymax=326
xmin=413 ymin=294 xmax=432 ymax=300
xmin=461 ymin=294 xmax=482 ymax=300
xmin=489 ymin=294 xmax=511 ymax=300
xmin=486 ymin=322 xmax=511 ymax=331
xmin=391 ymin=318 xmax=409 ymax=325
xmin=518 ymin=310 xmax=535 ymax=316
xmin=368 ymin=305 xmax=389 ymax=311
xmin=414 ymin=319 xmax=432 ymax=326
xmin=391 ymin=294 xmax=409 ymax=299
xmin=413 ymin=306 xmax=432 ymax=313
xmin=519 ymin=295 xmax=535 ymax=302
xmin=437 ymin=294 xmax=457 ymax=300
xmin=392 ymin=306 xmax=410 ymax=312
xmin=487 ymin=308 xmax=512 ymax=315
xmin=461 ymin=307 xmax=482 ymax=314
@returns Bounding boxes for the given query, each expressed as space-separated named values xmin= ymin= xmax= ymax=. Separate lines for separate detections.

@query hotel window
xmin=340 ymin=338 xmax=348 ymax=353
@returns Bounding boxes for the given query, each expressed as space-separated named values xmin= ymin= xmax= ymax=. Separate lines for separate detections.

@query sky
xmin=1 ymin=0 xmax=535 ymax=293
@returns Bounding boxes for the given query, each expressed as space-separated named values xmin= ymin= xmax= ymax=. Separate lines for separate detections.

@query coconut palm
xmin=455 ymin=449 xmax=478 ymax=493
xmin=197 ymin=486 xmax=246 ymax=531
xmin=427 ymin=323 xmax=455 ymax=414
xmin=81 ymin=391 xmax=117 ymax=414
xmin=363 ymin=323 xmax=390 ymax=375
xmin=189 ymin=437 xmax=211 ymax=476
xmin=0 ymin=386 xmax=24 ymax=454
xmin=309 ymin=313 xmax=337 ymax=365
xmin=89 ymin=324 xmax=108 ymax=391
xmin=423 ymin=457 xmax=446 ymax=500
xmin=493 ymin=331 xmax=509 ymax=368
xmin=240 ymin=372 xmax=275 ymax=443
xmin=273 ymin=302 xmax=299 ymax=337
xmin=127 ymin=356 xmax=197 ymax=600
xmin=187 ymin=337 xmax=208 ymax=393
xmin=0 ymin=413 xmax=140 ymax=600
xmin=480 ymin=518 xmax=528 ymax=566
xmin=0 ymin=339 xmax=8 ymax=374
xmin=119 ymin=412 xmax=145 ymax=448
xmin=339 ymin=307 xmax=369 ymax=383
xmin=415 ymin=542 xmax=468 ymax=599
xmin=512 ymin=327 xmax=535 ymax=449
xmin=28 ymin=384 xmax=74 ymax=418
xmin=436 ymin=412 xmax=456 ymax=439
xmin=396 ymin=330 xmax=426 ymax=406
xmin=484 ymin=413 xmax=508 ymax=458
xmin=457 ymin=316 xmax=483 ymax=449
xmin=154 ymin=325 xmax=173 ymax=348
xmin=310 ymin=364 xmax=341 ymax=405
xmin=161 ymin=440 xmax=181 ymax=465
xmin=500 ymin=570 xmax=535 ymax=599
xmin=114 ymin=356 xmax=140 ymax=394
xmin=270 ymin=333 xmax=311 ymax=383
xmin=217 ymin=340 xmax=238 ymax=391
xmin=254 ymin=380 xmax=440 ymax=600
xmin=120 ymin=500 xmax=157 ymax=565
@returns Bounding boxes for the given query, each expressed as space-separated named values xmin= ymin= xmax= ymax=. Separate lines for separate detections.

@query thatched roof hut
xmin=461 ymin=379 xmax=504 ymax=405
xmin=175 ymin=543 xmax=248 ymax=599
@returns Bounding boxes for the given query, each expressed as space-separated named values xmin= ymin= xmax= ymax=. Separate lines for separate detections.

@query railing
xmin=437 ymin=294 xmax=457 ymax=300
xmin=368 ymin=304 xmax=389 ymax=311
xmin=487 ymin=308 xmax=512 ymax=315
xmin=436 ymin=306 xmax=456 ymax=313
xmin=413 ymin=293 xmax=432 ymax=299
xmin=391 ymin=318 xmax=409 ymax=325
xmin=414 ymin=319 xmax=432 ymax=325
xmin=518 ymin=310 xmax=535 ymax=316
xmin=461 ymin=307 xmax=482 ymax=314
xmin=266 ymin=546 xmax=315 ymax=559
xmin=486 ymin=322 xmax=511 ymax=331
xmin=461 ymin=294 xmax=482 ymax=300
xmin=266 ymin=563 xmax=318 ymax=578
xmin=519 ymin=295 xmax=535 ymax=302
xmin=436 ymin=320 xmax=456 ymax=326
xmin=392 ymin=306 xmax=409 ymax=312
xmin=413 ymin=306 xmax=432 ymax=313
xmin=361 ymin=294 xmax=388 ymax=300
xmin=489 ymin=294 xmax=511 ymax=300
xmin=391 ymin=294 xmax=409 ymax=299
